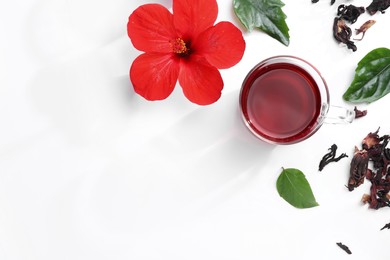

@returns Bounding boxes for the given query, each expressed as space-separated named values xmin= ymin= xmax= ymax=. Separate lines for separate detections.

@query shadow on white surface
xmin=145 ymin=90 xmax=274 ymax=210
xmin=24 ymin=0 xmax=172 ymax=63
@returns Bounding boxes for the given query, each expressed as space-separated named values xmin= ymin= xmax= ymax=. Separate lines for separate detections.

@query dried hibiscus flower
xmin=348 ymin=129 xmax=390 ymax=209
xmin=362 ymin=128 xmax=382 ymax=150
xmin=333 ymin=18 xmax=357 ymax=51
xmin=332 ymin=4 xmax=370 ymax=51
xmin=367 ymin=0 xmax=390 ymax=15
xmin=337 ymin=4 xmax=365 ymax=24
xmin=127 ymin=0 xmax=245 ymax=105
xmin=347 ymin=147 xmax=369 ymax=191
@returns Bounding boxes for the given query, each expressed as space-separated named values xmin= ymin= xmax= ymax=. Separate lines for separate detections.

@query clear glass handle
xmin=324 ymin=105 xmax=355 ymax=124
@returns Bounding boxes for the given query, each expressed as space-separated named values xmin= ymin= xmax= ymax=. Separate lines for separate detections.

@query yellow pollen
xmin=171 ymin=38 xmax=188 ymax=54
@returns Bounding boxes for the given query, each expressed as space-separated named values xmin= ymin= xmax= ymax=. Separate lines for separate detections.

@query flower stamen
xmin=171 ymin=38 xmax=189 ymax=55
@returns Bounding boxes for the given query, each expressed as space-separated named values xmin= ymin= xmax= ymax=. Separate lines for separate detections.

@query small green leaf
xmin=276 ymin=168 xmax=319 ymax=209
xmin=343 ymin=47 xmax=390 ymax=103
xmin=233 ymin=0 xmax=290 ymax=46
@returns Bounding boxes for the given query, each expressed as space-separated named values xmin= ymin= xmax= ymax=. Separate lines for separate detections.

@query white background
xmin=1 ymin=0 xmax=390 ymax=259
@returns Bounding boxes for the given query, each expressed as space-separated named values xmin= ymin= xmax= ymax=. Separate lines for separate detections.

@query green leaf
xmin=276 ymin=168 xmax=319 ymax=209
xmin=233 ymin=0 xmax=290 ymax=46
xmin=343 ymin=47 xmax=390 ymax=103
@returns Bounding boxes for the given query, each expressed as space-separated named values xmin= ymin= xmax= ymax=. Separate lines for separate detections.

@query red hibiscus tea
xmin=240 ymin=56 xmax=330 ymax=144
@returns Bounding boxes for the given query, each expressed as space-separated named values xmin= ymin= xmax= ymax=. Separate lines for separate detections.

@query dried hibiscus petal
xmin=354 ymin=20 xmax=376 ymax=41
xmin=311 ymin=0 xmax=337 ymax=5
xmin=361 ymin=193 xmax=371 ymax=203
xmin=319 ymin=144 xmax=348 ymax=171
xmin=380 ymin=222 xmax=390 ymax=230
xmin=336 ymin=242 xmax=352 ymax=254
xmin=333 ymin=18 xmax=357 ymax=52
xmin=354 ymin=106 xmax=367 ymax=118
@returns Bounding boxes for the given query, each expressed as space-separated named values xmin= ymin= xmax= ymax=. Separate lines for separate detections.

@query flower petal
xmin=173 ymin=0 xmax=218 ymax=38
xmin=194 ymin=22 xmax=246 ymax=69
xmin=130 ymin=53 xmax=179 ymax=101
xmin=128 ymin=4 xmax=177 ymax=53
xmin=178 ymin=56 xmax=223 ymax=105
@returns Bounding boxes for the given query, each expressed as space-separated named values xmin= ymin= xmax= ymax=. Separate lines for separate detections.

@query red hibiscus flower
xmin=127 ymin=0 xmax=246 ymax=105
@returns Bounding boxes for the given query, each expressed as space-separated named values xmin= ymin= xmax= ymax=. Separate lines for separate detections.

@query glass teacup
xmin=239 ymin=56 xmax=355 ymax=145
